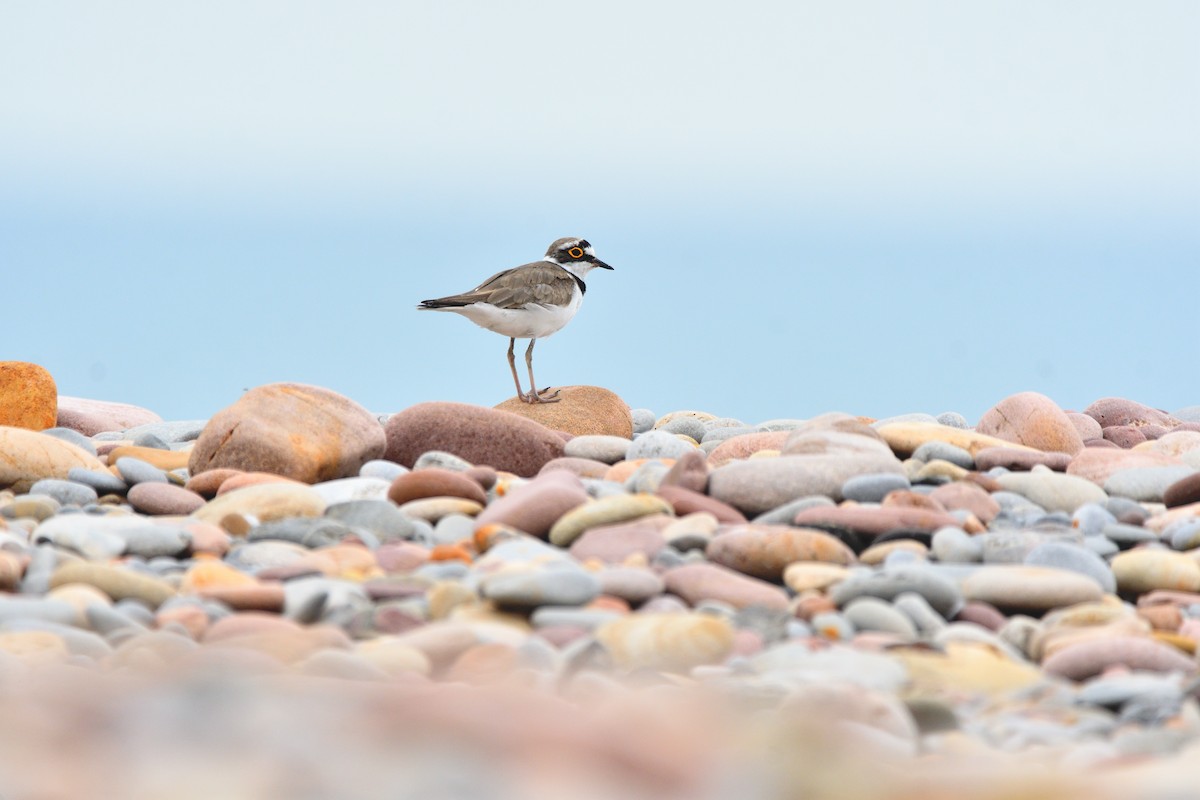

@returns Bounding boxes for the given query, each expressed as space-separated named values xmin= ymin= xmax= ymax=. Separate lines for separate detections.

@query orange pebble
xmin=429 ymin=543 xmax=473 ymax=564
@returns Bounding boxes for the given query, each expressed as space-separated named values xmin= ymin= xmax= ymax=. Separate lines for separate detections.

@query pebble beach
xmin=5 ymin=360 xmax=1200 ymax=798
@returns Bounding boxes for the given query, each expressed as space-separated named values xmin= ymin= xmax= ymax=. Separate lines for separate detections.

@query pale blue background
xmin=3 ymin=1 xmax=1197 ymax=423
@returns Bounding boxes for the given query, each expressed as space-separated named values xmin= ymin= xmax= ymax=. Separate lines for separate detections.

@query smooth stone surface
xmin=1165 ymin=473 xmax=1200 ymax=509
xmin=708 ymin=454 xmax=905 ymax=516
xmin=309 ymin=477 xmax=391 ymax=505
xmin=658 ymin=449 xmax=709 ymax=494
xmin=663 ymin=562 xmax=789 ymax=610
xmin=782 ymin=562 xmax=851 ymax=593
xmin=931 ymin=526 xmax=982 ymax=563
xmin=627 ymin=430 xmax=697 ymax=461
xmin=1024 ymin=541 xmax=1116 ymax=594
xmin=548 ymin=493 xmax=674 ymax=547
xmin=595 ymin=612 xmax=734 ymax=672
xmin=829 ymin=565 xmax=963 ymax=617
xmin=114 ymin=457 xmax=169 ymax=485
xmin=49 ymin=562 xmax=175 ymax=608
xmin=474 ymin=471 xmax=590 ymax=539
xmin=191 ymin=483 xmax=327 ymax=528
xmin=1043 ymin=635 xmax=1196 ymax=680
xmin=1105 ymin=466 xmax=1198 ymax=503
xmin=568 ymin=516 xmax=670 ymax=564
xmin=655 ymin=485 xmax=745 ymax=524
xmin=28 ymin=478 xmax=97 ymax=507
xmin=1111 ymin=549 xmax=1200 ymax=595
xmin=929 ymin=481 xmax=999 ymax=524
xmin=1068 ymin=448 xmax=1185 ymax=485
xmin=974 ymin=447 xmax=1073 ymax=472
xmin=563 ymin=435 xmax=633 ymax=464
xmin=706 ymin=431 xmax=790 ymax=466
xmin=493 ymin=385 xmax=633 ymax=438
xmin=388 ymin=468 xmax=488 ymax=506
xmin=127 ymin=483 xmax=207 ymax=515
xmin=994 ymin=469 xmax=1108 ymax=513
xmin=630 ymin=408 xmax=655 ymax=434
xmin=0 ymin=427 xmax=108 ymax=493
xmin=706 ymin=524 xmax=855 ymax=580
xmin=960 ymin=565 xmax=1106 ymax=612
xmin=1084 ymin=398 xmax=1180 ymax=430
xmin=55 ymin=396 xmax=163 ymax=436
xmin=190 ymin=383 xmax=386 ymax=483
xmin=975 ymin=391 xmax=1084 ymax=455
xmin=596 ymin=566 xmax=666 ymax=605
xmin=385 ymin=401 xmax=564 ymax=476
xmin=39 ymin=427 xmax=97 ymax=456
xmin=875 ymin=422 xmax=1038 ymax=458
xmin=841 ymin=473 xmax=911 ymax=503
xmin=843 ymin=597 xmax=918 ymax=638
xmin=912 ymin=441 xmax=974 ymax=469
xmin=480 ymin=564 xmax=601 ymax=608
xmin=325 ymin=499 xmax=415 ymax=542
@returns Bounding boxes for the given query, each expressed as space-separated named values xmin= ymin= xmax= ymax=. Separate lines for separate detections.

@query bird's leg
xmin=525 ymin=339 xmax=560 ymax=403
xmin=506 ymin=338 xmax=529 ymax=401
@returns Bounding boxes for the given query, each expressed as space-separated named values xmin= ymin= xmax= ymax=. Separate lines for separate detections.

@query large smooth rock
xmin=190 ymin=383 xmax=385 ymax=483
xmin=0 ymin=362 xmax=56 ymax=430
xmin=706 ymin=524 xmax=855 ymax=580
xmin=474 ymin=470 xmax=590 ymax=539
xmin=708 ymin=454 xmax=905 ymax=516
xmin=1084 ymin=398 xmax=1180 ymax=430
xmin=384 ymin=401 xmax=564 ymax=477
xmin=494 ymin=385 xmax=632 ymax=438
xmin=1112 ymin=549 xmax=1200 ymax=595
xmin=55 ymin=396 xmax=163 ymax=436
xmin=663 ymin=562 xmax=789 ymax=610
xmin=975 ymin=392 xmax=1084 ymax=455
xmin=0 ymin=427 xmax=108 ymax=493
xmin=191 ymin=482 xmax=327 ymax=528
xmin=994 ymin=468 xmax=1108 ymax=513
xmin=1066 ymin=448 xmax=1185 ymax=486
xmin=960 ymin=565 xmax=1105 ymax=612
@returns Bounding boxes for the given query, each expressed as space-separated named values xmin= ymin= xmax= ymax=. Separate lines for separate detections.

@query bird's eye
xmin=568 ymin=247 xmax=584 ymax=259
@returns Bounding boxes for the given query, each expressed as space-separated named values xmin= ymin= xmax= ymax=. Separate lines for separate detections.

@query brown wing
xmin=419 ymin=262 xmax=577 ymax=309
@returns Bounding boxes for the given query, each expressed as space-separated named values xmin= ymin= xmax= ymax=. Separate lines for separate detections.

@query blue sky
xmin=2 ymin=1 xmax=1197 ymax=424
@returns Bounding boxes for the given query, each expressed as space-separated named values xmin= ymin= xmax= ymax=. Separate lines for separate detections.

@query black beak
xmin=592 ymin=258 xmax=614 ymax=270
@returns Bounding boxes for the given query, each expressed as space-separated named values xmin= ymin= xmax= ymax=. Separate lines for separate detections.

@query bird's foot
xmin=521 ymin=387 xmax=561 ymax=404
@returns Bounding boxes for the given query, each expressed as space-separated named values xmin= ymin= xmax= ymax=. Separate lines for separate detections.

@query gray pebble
xmin=415 ymin=560 xmax=470 ymax=581
xmin=843 ymin=597 xmax=917 ymax=638
xmin=1072 ymin=504 xmax=1118 ymax=537
xmin=1024 ymin=540 xmax=1116 ymax=593
xmin=247 ymin=518 xmax=355 ymax=548
xmin=131 ymin=432 xmax=171 ymax=450
xmin=115 ymin=457 xmax=169 ymax=486
xmin=224 ymin=541 xmax=310 ymax=574
xmin=1105 ymin=467 xmax=1198 ymax=503
xmin=123 ymin=420 xmax=209 ymax=443
xmin=359 ymin=459 xmax=408 ymax=481
xmin=116 ymin=525 xmax=193 ymax=559
xmin=912 ymin=441 xmax=974 ymax=469
xmin=753 ymin=495 xmax=836 ymax=526
xmin=893 ymin=591 xmax=948 ymax=633
xmin=284 ymin=577 xmax=372 ymax=625
xmin=432 ymin=513 xmax=475 ymax=546
xmin=563 ymin=435 xmax=631 ymax=464
xmin=19 ymin=545 xmax=58 ymax=594
xmin=1172 ymin=405 xmax=1200 ymax=423
xmin=1167 ymin=520 xmax=1200 ymax=551
xmin=0 ymin=598 xmax=76 ymax=625
xmin=1101 ymin=522 xmax=1159 ymax=549
xmin=657 ymin=416 xmax=707 ymax=442
xmin=580 ymin=479 xmax=627 ymax=500
xmin=841 ymin=473 xmax=911 ymax=503
xmin=481 ymin=566 xmax=601 ymax=608
xmin=85 ymin=602 xmax=149 ymax=635
xmin=325 ymin=500 xmax=415 ymax=542
xmin=830 ymin=565 xmax=963 ymax=618
xmin=29 ymin=478 xmax=98 ymax=507
xmin=700 ymin=426 xmax=766 ymax=444
xmin=1105 ymin=497 xmax=1149 ymax=525
xmin=39 ymin=427 xmax=97 ymax=455
xmin=935 ymin=412 xmax=970 ymax=429
xmin=1082 ymin=535 xmax=1120 ymax=558
xmin=756 ymin=419 xmax=808 ymax=432
xmin=67 ymin=467 xmax=128 ymax=496
xmin=630 ymin=408 xmax=656 ymax=435
xmin=627 ymin=430 xmax=696 ymax=461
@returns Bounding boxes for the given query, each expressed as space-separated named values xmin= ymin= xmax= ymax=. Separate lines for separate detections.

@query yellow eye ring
xmin=568 ymin=247 xmax=584 ymax=259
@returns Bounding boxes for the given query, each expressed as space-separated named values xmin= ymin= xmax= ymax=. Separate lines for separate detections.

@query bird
xmin=417 ymin=237 xmax=614 ymax=403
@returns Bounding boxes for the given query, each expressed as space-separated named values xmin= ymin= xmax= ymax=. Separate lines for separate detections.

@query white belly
xmin=440 ymin=287 xmax=583 ymax=339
